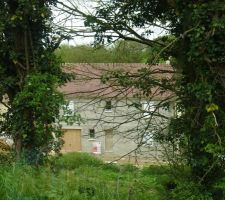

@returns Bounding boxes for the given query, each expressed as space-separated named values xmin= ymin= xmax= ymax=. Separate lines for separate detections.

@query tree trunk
xmin=15 ymin=136 xmax=22 ymax=161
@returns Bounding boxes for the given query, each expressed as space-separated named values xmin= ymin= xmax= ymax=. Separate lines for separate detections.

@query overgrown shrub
xmin=51 ymin=152 xmax=104 ymax=170
xmin=142 ymin=165 xmax=169 ymax=176
xmin=0 ymin=153 xmax=171 ymax=200
xmin=120 ymin=163 xmax=138 ymax=173
xmin=169 ymin=181 xmax=213 ymax=200
xmin=102 ymin=163 xmax=120 ymax=172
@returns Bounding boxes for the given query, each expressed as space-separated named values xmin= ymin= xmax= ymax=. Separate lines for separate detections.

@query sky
xmin=53 ymin=0 xmax=167 ymax=46
xmin=53 ymin=0 xmax=95 ymax=45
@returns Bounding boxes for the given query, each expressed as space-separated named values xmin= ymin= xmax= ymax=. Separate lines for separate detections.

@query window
xmin=68 ymin=101 xmax=74 ymax=111
xmin=89 ymin=129 xmax=95 ymax=139
xmin=63 ymin=100 xmax=75 ymax=116
xmin=142 ymin=101 xmax=155 ymax=118
xmin=105 ymin=100 xmax=112 ymax=112
xmin=142 ymin=132 xmax=154 ymax=146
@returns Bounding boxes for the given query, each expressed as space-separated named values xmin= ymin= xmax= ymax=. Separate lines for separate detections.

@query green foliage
xmin=0 ymin=0 xmax=72 ymax=162
xmin=120 ymin=163 xmax=138 ymax=173
xmin=101 ymin=163 xmax=120 ymax=172
xmin=56 ymin=40 xmax=150 ymax=63
xmin=51 ymin=152 xmax=104 ymax=170
xmin=169 ymin=2 xmax=225 ymax=195
xmin=4 ymin=73 xmax=65 ymax=163
xmin=142 ymin=165 xmax=169 ymax=176
xmin=169 ymin=181 xmax=213 ymax=200
xmin=75 ymin=0 xmax=225 ymax=198
xmin=0 ymin=154 xmax=167 ymax=200
xmin=56 ymin=44 xmax=112 ymax=63
xmin=112 ymin=40 xmax=149 ymax=63
xmin=145 ymin=36 xmax=176 ymax=64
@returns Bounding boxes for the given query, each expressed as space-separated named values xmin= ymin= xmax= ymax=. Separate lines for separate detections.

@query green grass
xmin=0 ymin=152 xmax=168 ymax=200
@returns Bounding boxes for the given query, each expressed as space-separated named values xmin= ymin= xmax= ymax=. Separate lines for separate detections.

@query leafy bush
xmin=102 ymin=163 xmax=120 ymax=172
xmin=0 ymin=153 xmax=14 ymax=165
xmin=0 ymin=159 xmax=165 ymax=200
xmin=169 ymin=181 xmax=213 ymax=200
xmin=142 ymin=165 xmax=169 ymax=176
xmin=120 ymin=163 xmax=138 ymax=173
xmin=51 ymin=152 xmax=104 ymax=170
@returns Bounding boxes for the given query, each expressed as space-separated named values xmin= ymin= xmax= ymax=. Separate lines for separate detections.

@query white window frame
xmin=142 ymin=132 xmax=154 ymax=146
xmin=142 ymin=101 xmax=155 ymax=118
xmin=63 ymin=100 xmax=75 ymax=116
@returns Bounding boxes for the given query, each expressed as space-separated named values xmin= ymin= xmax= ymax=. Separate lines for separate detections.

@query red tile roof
xmin=59 ymin=63 xmax=175 ymax=99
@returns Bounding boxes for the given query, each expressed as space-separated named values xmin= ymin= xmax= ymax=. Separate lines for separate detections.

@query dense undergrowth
xmin=0 ymin=152 xmax=169 ymax=200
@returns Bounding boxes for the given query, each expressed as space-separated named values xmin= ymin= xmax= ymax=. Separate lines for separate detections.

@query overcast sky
xmin=54 ymin=0 xmax=167 ymax=46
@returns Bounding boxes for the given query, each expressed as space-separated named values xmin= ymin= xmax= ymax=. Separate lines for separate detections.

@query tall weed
xmin=0 ymin=153 xmax=164 ymax=200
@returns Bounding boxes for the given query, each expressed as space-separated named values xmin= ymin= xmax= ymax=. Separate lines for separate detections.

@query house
xmin=59 ymin=63 xmax=175 ymax=162
xmin=0 ymin=63 xmax=175 ymax=162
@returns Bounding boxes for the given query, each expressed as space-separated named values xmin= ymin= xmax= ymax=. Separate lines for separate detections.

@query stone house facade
xmin=59 ymin=63 xmax=175 ymax=162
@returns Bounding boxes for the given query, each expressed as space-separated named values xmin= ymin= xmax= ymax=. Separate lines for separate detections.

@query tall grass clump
xmin=51 ymin=152 xmax=104 ymax=170
xmin=0 ymin=152 xmax=166 ymax=200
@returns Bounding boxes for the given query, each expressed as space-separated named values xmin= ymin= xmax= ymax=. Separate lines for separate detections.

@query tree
xmin=58 ymin=0 xmax=225 ymax=198
xmin=111 ymin=40 xmax=148 ymax=63
xmin=0 ymin=0 xmax=71 ymax=163
xmin=55 ymin=44 xmax=113 ymax=63
xmin=55 ymin=41 xmax=148 ymax=63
